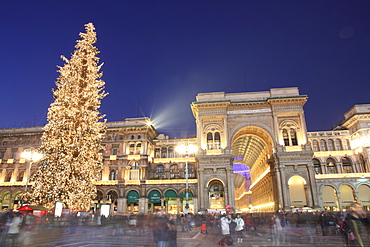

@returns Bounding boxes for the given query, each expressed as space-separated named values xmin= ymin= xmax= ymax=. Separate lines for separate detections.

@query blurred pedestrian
xmin=152 ymin=214 xmax=169 ymax=247
xmin=7 ymin=212 xmax=22 ymax=247
xmin=345 ymin=202 xmax=370 ymax=247
xmin=233 ymin=214 xmax=245 ymax=243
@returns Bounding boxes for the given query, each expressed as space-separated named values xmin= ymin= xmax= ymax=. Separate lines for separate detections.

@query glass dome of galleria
xmin=233 ymin=163 xmax=250 ymax=178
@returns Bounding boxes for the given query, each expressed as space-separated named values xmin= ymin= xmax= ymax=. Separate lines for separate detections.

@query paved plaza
xmin=6 ymin=224 xmax=347 ymax=247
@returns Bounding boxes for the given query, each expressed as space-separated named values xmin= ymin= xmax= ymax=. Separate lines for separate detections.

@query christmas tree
xmin=26 ymin=23 xmax=107 ymax=211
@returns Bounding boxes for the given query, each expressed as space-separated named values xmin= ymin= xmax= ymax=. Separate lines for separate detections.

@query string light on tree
xmin=25 ymin=23 xmax=107 ymax=211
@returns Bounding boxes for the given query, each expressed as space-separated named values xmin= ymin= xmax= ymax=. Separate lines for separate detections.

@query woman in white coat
xmin=234 ymin=214 xmax=245 ymax=243
xmin=220 ymin=215 xmax=232 ymax=237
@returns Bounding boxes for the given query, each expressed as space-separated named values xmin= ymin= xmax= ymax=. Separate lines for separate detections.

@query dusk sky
xmin=1 ymin=1 xmax=370 ymax=138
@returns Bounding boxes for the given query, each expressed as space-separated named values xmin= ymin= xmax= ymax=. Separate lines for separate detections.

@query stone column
xmin=161 ymin=198 xmax=164 ymax=211
xmin=117 ymin=198 xmax=127 ymax=213
xmin=226 ymin=167 xmax=235 ymax=208
xmin=198 ymin=168 xmax=205 ymax=211
xmin=336 ymin=191 xmax=342 ymax=210
xmin=177 ymin=197 xmax=181 ymax=214
xmin=279 ymin=166 xmax=290 ymax=211
xmin=144 ymin=197 xmax=149 ymax=214
xmin=307 ymin=164 xmax=320 ymax=208
xmin=117 ymin=198 xmax=123 ymax=213
xmin=337 ymin=162 xmax=343 ymax=173
xmin=194 ymin=197 xmax=198 ymax=213
xmin=139 ymin=197 xmax=146 ymax=214
xmin=274 ymin=166 xmax=284 ymax=211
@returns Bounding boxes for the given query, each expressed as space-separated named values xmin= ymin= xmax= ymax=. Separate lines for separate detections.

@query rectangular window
xmin=112 ymin=147 xmax=118 ymax=155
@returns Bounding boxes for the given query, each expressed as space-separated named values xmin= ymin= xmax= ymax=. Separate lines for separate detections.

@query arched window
xmin=168 ymin=147 xmax=174 ymax=158
xmin=342 ymin=157 xmax=353 ymax=173
xmin=312 ymin=140 xmax=319 ymax=151
xmin=156 ymin=164 xmax=165 ymax=179
xmin=359 ymin=154 xmax=368 ymax=173
xmin=208 ymin=180 xmax=224 ymax=209
xmin=110 ymin=169 xmax=116 ymax=180
xmin=170 ymin=164 xmax=179 ymax=179
xmin=313 ymin=159 xmax=322 ymax=174
xmin=282 ymin=128 xmax=298 ymax=146
xmin=206 ymin=131 xmax=221 ymax=150
xmin=346 ymin=140 xmax=351 ymax=150
xmin=283 ymin=129 xmax=289 ymax=146
xmin=161 ymin=147 xmax=167 ymax=158
xmin=187 ymin=163 xmax=195 ymax=178
xmin=335 ymin=139 xmax=343 ymax=150
xmin=17 ymin=171 xmax=24 ymax=182
xmin=135 ymin=143 xmax=141 ymax=155
xmin=214 ymin=132 xmax=221 ymax=149
xmin=326 ymin=158 xmax=337 ymax=174
xmin=112 ymin=146 xmax=118 ymax=155
xmin=129 ymin=144 xmax=135 ymax=155
xmin=207 ymin=132 xmax=213 ymax=150
xmin=290 ymin=129 xmax=298 ymax=146
xmin=154 ymin=148 xmax=160 ymax=158
xmin=320 ymin=140 xmax=327 ymax=151
xmin=328 ymin=139 xmax=335 ymax=151
xmin=131 ymin=161 xmax=138 ymax=170
xmin=4 ymin=171 xmax=12 ymax=182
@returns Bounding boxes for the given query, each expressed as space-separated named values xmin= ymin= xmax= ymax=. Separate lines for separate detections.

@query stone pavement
xmin=5 ymin=224 xmax=346 ymax=247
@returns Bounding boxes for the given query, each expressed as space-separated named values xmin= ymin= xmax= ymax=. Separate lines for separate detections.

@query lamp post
xmin=176 ymin=143 xmax=198 ymax=214
xmin=21 ymin=149 xmax=43 ymax=192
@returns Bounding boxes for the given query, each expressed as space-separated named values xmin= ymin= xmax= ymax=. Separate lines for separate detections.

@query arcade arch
xmin=230 ymin=125 xmax=275 ymax=211
xmin=288 ymin=175 xmax=307 ymax=208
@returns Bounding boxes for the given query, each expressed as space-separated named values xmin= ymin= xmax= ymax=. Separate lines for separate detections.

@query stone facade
xmin=0 ymin=87 xmax=369 ymax=213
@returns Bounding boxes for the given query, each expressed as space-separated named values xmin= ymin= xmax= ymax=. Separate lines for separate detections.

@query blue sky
xmin=1 ymin=1 xmax=370 ymax=137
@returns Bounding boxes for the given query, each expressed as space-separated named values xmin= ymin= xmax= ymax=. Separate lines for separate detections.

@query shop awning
xmin=180 ymin=192 xmax=194 ymax=198
xmin=127 ymin=190 xmax=139 ymax=203
xmin=149 ymin=190 xmax=161 ymax=203
xmin=164 ymin=190 xmax=177 ymax=198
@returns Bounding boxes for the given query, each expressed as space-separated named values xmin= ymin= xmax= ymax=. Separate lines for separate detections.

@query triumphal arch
xmin=191 ymin=87 xmax=319 ymax=212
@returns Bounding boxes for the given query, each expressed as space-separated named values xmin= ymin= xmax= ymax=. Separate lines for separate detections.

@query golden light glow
xmin=175 ymin=143 xmax=198 ymax=154
xmin=249 ymin=167 xmax=270 ymax=189
xmin=316 ymin=173 xmax=370 ymax=179
xmin=25 ymin=23 xmax=107 ymax=211
xmin=252 ymin=202 xmax=275 ymax=209
xmin=350 ymin=135 xmax=370 ymax=149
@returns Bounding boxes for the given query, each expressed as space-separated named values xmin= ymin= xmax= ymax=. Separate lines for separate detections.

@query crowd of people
xmin=0 ymin=202 xmax=368 ymax=246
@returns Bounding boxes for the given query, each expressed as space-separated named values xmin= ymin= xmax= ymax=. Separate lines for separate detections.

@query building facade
xmin=0 ymin=87 xmax=369 ymax=213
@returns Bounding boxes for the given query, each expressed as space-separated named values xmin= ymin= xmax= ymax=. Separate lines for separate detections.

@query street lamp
xmin=21 ymin=149 xmax=43 ymax=192
xmin=175 ymin=143 xmax=198 ymax=214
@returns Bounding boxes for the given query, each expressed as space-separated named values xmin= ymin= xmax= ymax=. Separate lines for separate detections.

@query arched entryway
xmin=231 ymin=125 xmax=274 ymax=212
xmin=288 ymin=175 xmax=308 ymax=209
xmin=148 ymin=190 xmax=162 ymax=213
xmin=358 ymin=184 xmax=370 ymax=210
xmin=321 ymin=185 xmax=339 ymax=211
xmin=127 ymin=190 xmax=139 ymax=214
xmin=164 ymin=190 xmax=178 ymax=214
xmin=339 ymin=184 xmax=355 ymax=210
xmin=208 ymin=180 xmax=225 ymax=209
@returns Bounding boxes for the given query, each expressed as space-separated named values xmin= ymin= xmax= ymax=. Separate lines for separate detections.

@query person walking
xmin=233 ymin=214 xmax=245 ymax=243
xmin=345 ymin=202 xmax=370 ymax=247
xmin=7 ymin=212 xmax=23 ymax=247
xmin=152 ymin=214 xmax=169 ymax=247
xmin=167 ymin=215 xmax=178 ymax=247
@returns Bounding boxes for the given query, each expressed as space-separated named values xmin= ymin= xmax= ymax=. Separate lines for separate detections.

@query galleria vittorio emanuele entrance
xmin=192 ymin=87 xmax=319 ymax=212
